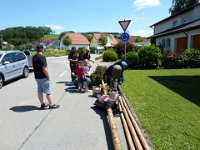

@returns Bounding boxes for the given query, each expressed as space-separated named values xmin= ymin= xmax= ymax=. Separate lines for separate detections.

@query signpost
xmin=118 ymin=19 xmax=131 ymax=61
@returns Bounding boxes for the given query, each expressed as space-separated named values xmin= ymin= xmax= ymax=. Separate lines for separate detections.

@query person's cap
xmin=36 ymin=44 xmax=44 ymax=50
xmin=121 ymin=61 xmax=128 ymax=67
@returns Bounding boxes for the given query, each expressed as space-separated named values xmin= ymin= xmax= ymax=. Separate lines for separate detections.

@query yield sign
xmin=118 ymin=19 xmax=131 ymax=32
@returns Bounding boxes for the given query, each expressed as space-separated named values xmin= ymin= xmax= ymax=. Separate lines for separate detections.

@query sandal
xmin=41 ymin=103 xmax=49 ymax=109
xmin=49 ymin=104 xmax=60 ymax=109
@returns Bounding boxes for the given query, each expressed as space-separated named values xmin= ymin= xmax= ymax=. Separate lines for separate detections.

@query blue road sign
xmin=120 ymin=32 xmax=129 ymax=42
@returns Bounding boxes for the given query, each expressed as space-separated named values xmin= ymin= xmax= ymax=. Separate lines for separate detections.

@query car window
xmin=1 ymin=53 xmax=14 ymax=63
xmin=14 ymin=52 xmax=26 ymax=62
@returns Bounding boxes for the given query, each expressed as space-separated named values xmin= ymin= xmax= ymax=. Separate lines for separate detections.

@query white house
xmin=149 ymin=2 xmax=200 ymax=55
xmin=60 ymin=33 xmax=90 ymax=50
xmin=90 ymin=33 xmax=118 ymax=49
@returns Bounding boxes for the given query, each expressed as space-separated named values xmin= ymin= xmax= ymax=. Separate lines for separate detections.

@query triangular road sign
xmin=118 ymin=20 xmax=131 ymax=32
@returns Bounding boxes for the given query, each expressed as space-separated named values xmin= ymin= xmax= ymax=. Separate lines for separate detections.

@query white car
xmin=0 ymin=50 xmax=29 ymax=89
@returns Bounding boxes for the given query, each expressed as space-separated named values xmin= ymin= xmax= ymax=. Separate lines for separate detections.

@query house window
xmin=172 ymin=20 xmax=178 ymax=27
xmin=182 ymin=16 xmax=190 ymax=24
xmin=166 ymin=38 xmax=171 ymax=49
xmin=162 ymin=39 xmax=166 ymax=49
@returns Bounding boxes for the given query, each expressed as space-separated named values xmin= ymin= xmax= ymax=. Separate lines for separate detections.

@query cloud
xmin=134 ymin=0 xmax=160 ymax=9
xmin=45 ymin=25 xmax=65 ymax=30
xmin=132 ymin=29 xmax=153 ymax=37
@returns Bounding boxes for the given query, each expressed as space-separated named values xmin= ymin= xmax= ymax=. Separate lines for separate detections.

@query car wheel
xmin=23 ymin=67 xmax=29 ymax=78
xmin=0 ymin=75 xmax=4 ymax=89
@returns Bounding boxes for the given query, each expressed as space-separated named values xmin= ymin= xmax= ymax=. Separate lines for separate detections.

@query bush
xmin=122 ymin=52 xmax=139 ymax=69
xmin=90 ymin=65 xmax=107 ymax=87
xmin=103 ymin=49 xmax=118 ymax=62
xmin=162 ymin=56 xmax=185 ymax=69
xmin=184 ymin=49 xmax=200 ymax=68
xmin=138 ymin=45 xmax=162 ymax=69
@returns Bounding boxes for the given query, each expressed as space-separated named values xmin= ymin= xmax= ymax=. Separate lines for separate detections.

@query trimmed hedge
xmin=103 ymin=49 xmax=118 ymax=62
xmin=122 ymin=52 xmax=139 ymax=69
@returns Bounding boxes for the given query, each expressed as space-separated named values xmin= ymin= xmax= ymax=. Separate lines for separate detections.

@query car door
xmin=1 ymin=53 xmax=15 ymax=80
xmin=13 ymin=52 xmax=27 ymax=76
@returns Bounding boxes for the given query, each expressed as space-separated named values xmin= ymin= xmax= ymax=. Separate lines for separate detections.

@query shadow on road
xmin=10 ymin=105 xmax=40 ymax=112
xmin=91 ymin=106 xmax=114 ymax=150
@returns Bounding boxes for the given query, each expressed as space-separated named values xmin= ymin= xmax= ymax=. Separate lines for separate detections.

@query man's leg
xmin=38 ymin=92 xmax=44 ymax=104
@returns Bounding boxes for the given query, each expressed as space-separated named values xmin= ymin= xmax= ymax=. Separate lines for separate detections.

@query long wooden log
xmin=119 ymin=103 xmax=135 ymax=150
xmin=107 ymin=108 xmax=123 ymax=150
xmin=120 ymin=96 xmax=151 ymax=150
xmin=101 ymin=80 xmax=122 ymax=150
xmin=119 ymin=97 xmax=143 ymax=150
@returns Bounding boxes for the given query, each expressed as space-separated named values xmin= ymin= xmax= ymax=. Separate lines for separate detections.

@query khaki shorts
xmin=112 ymin=65 xmax=122 ymax=80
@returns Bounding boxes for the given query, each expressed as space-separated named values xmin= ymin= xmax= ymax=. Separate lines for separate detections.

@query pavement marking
xmin=59 ymin=71 xmax=66 ymax=77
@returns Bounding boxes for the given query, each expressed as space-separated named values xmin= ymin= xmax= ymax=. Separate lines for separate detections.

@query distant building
xmin=60 ymin=33 xmax=90 ymax=50
xmin=90 ymin=33 xmax=117 ymax=49
xmin=149 ymin=2 xmax=200 ymax=55
xmin=2 ymin=41 xmax=8 ymax=49
xmin=129 ymin=36 xmax=150 ymax=47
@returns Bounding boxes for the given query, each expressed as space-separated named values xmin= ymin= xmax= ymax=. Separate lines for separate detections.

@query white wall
xmin=154 ymin=5 xmax=200 ymax=35
xmin=156 ymin=28 xmax=200 ymax=52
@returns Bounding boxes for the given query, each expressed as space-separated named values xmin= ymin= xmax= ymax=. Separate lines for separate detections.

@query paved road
xmin=0 ymin=54 xmax=127 ymax=150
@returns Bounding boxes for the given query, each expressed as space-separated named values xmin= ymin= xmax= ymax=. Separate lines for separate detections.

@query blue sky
xmin=0 ymin=0 xmax=172 ymax=37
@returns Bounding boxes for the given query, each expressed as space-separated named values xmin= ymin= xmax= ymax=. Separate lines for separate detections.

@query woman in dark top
xmin=68 ymin=47 xmax=78 ymax=81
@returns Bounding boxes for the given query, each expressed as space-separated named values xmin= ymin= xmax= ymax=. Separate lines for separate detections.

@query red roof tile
xmin=63 ymin=33 xmax=90 ymax=45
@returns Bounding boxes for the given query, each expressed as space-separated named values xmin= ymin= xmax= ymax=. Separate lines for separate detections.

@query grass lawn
xmin=121 ymin=68 xmax=200 ymax=150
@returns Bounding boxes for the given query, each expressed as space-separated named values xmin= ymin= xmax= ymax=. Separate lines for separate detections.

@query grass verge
xmin=121 ymin=69 xmax=200 ymax=150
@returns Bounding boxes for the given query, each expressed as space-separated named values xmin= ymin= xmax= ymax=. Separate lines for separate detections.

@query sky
xmin=0 ymin=0 xmax=173 ymax=37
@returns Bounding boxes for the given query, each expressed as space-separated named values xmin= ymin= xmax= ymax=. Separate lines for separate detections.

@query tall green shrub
xmin=184 ymin=49 xmax=200 ymax=68
xmin=138 ymin=45 xmax=162 ymax=69
xmin=103 ymin=49 xmax=118 ymax=62
xmin=122 ymin=52 xmax=139 ymax=69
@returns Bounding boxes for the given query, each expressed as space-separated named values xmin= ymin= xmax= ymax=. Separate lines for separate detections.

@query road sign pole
xmin=124 ymin=42 xmax=126 ymax=61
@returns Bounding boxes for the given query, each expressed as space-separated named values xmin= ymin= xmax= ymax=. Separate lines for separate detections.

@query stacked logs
xmin=119 ymin=96 xmax=151 ymax=150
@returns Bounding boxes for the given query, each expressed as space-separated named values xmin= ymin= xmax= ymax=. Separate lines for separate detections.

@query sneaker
xmin=49 ymin=104 xmax=60 ymax=109
xmin=41 ymin=103 xmax=49 ymax=109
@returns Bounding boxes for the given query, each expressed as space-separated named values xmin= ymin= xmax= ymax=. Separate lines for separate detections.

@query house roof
xmin=149 ymin=19 xmax=200 ymax=38
xmin=129 ymin=36 xmax=139 ymax=43
xmin=150 ymin=3 xmax=200 ymax=27
xmin=63 ymin=33 xmax=90 ymax=45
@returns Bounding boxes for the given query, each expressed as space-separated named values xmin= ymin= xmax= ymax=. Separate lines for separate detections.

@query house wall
xmin=90 ymin=38 xmax=99 ymax=47
xmin=156 ymin=28 xmax=200 ymax=52
xmin=60 ymin=44 xmax=89 ymax=50
xmin=154 ymin=5 xmax=200 ymax=34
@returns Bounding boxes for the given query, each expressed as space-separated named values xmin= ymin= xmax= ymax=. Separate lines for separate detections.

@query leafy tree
xmin=135 ymin=36 xmax=143 ymax=42
xmin=98 ymin=36 xmax=107 ymax=48
xmin=169 ymin=0 xmax=198 ymax=15
xmin=62 ymin=36 xmax=71 ymax=49
xmin=59 ymin=31 xmax=75 ymax=40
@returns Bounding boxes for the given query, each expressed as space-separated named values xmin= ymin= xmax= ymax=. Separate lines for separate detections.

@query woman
xmin=68 ymin=47 xmax=78 ymax=81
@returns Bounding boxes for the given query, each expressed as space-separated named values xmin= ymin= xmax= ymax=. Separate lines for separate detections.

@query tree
xmin=98 ymin=36 xmax=107 ymax=48
xmin=169 ymin=0 xmax=198 ymax=15
xmin=62 ymin=36 xmax=71 ymax=49
xmin=135 ymin=36 xmax=143 ymax=42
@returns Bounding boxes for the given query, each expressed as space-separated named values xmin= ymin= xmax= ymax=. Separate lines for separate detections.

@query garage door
xmin=176 ymin=37 xmax=187 ymax=55
xmin=193 ymin=34 xmax=200 ymax=49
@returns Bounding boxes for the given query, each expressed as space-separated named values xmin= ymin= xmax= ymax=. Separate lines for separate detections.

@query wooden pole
xmin=119 ymin=103 xmax=135 ymax=150
xmin=101 ymin=80 xmax=122 ymax=150
xmin=119 ymin=96 xmax=143 ymax=150
xmin=120 ymin=96 xmax=151 ymax=150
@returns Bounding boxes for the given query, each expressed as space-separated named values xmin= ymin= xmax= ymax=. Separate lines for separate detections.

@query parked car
xmin=0 ymin=50 xmax=29 ymax=89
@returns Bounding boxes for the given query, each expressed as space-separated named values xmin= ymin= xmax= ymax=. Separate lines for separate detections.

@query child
xmin=76 ymin=61 xmax=84 ymax=91
xmin=82 ymin=59 xmax=91 ymax=92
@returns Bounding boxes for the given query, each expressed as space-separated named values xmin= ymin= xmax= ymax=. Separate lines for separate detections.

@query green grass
xmin=41 ymin=34 xmax=59 ymax=40
xmin=121 ymin=69 xmax=200 ymax=150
